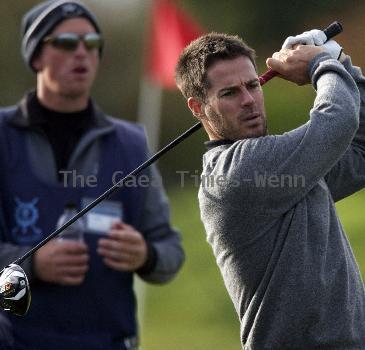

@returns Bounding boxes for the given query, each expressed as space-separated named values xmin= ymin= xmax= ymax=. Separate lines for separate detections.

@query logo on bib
xmin=12 ymin=197 xmax=42 ymax=243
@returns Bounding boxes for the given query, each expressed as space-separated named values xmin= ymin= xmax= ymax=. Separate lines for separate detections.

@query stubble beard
xmin=209 ymin=110 xmax=268 ymax=141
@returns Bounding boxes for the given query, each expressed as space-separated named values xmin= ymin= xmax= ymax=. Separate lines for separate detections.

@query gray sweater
xmin=199 ymin=53 xmax=365 ymax=349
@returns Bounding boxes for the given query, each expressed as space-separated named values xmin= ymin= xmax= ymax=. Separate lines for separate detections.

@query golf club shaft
xmin=259 ymin=21 xmax=343 ymax=85
xmin=12 ymin=21 xmax=342 ymax=266
xmin=14 ymin=122 xmax=202 ymax=265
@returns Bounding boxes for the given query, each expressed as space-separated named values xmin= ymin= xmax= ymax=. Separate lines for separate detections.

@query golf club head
xmin=0 ymin=264 xmax=31 ymax=316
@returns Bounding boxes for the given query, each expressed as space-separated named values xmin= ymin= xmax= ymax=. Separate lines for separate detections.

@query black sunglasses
xmin=43 ymin=33 xmax=103 ymax=51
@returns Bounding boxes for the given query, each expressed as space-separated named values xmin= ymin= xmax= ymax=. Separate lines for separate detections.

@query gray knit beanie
xmin=21 ymin=0 xmax=102 ymax=71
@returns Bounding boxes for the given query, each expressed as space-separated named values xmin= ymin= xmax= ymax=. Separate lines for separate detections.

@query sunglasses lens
xmin=84 ymin=33 xmax=103 ymax=50
xmin=52 ymin=34 xmax=79 ymax=51
xmin=45 ymin=33 xmax=103 ymax=51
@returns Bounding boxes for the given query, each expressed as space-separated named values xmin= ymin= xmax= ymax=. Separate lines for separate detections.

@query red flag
xmin=146 ymin=0 xmax=204 ymax=89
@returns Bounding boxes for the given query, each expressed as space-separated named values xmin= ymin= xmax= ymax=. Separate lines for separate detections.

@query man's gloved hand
xmin=266 ymin=45 xmax=324 ymax=86
xmin=282 ymin=29 xmax=343 ymax=61
xmin=321 ymin=40 xmax=343 ymax=60
xmin=282 ymin=29 xmax=327 ymax=48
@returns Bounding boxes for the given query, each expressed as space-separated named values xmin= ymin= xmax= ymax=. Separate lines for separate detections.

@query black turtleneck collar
xmin=27 ymin=91 xmax=95 ymax=131
xmin=25 ymin=91 xmax=96 ymax=175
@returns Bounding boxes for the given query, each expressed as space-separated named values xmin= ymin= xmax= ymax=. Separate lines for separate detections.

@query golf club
xmin=0 ymin=21 xmax=343 ymax=316
xmin=259 ymin=21 xmax=342 ymax=85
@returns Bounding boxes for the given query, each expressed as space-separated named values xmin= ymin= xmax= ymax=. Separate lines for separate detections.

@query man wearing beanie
xmin=0 ymin=1 xmax=184 ymax=349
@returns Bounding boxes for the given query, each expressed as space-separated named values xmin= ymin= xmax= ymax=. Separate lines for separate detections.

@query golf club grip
xmin=259 ymin=21 xmax=343 ymax=86
xmin=323 ymin=21 xmax=343 ymax=41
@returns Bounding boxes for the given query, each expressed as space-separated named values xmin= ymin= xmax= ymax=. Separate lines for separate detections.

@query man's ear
xmin=187 ymin=97 xmax=205 ymax=120
xmin=31 ymin=55 xmax=42 ymax=72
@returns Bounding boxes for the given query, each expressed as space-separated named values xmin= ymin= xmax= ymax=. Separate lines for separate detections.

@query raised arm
xmin=203 ymin=50 xmax=360 ymax=216
xmin=324 ymin=55 xmax=365 ymax=201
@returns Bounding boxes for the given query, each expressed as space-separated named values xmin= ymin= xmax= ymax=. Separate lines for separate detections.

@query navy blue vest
xmin=0 ymin=109 xmax=148 ymax=350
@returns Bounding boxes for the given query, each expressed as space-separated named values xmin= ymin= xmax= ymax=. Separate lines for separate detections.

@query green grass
xmin=141 ymin=184 xmax=241 ymax=350
xmin=336 ymin=189 xmax=365 ymax=277
xmin=140 ymin=186 xmax=365 ymax=350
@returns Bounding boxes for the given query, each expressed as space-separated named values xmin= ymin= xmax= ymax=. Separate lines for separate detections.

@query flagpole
xmin=135 ymin=1 xmax=159 ymax=342
xmin=136 ymin=44 xmax=162 ymax=350
xmin=135 ymin=1 xmax=204 ymax=346
xmin=138 ymin=76 xmax=163 ymax=153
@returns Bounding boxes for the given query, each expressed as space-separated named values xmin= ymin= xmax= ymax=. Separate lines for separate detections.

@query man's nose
xmin=240 ymin=88 xmax=255 ymax=107
xmin=74 ymin=41 xmax=88 ymax=56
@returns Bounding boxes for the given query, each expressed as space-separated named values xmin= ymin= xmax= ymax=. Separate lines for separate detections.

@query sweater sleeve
xmin=324 ymin=55 xmax=365 ymax=201
xmin=136 ymin=164 xmax=185 ymax=284
xmin=202 ymin=53 xmax=360 ymax=216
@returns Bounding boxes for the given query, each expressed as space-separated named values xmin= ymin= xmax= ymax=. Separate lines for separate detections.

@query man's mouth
xmin=242 ymin=113 xmax=260 ymax=122
xmin=72 ymin=66 xmax=89 ymax=74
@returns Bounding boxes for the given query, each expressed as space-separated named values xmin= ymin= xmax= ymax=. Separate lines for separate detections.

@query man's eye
xmin=222 ymin=90 xmax=234 ymax=97
xmin=248 ymin=82 xmax=260 ymax=89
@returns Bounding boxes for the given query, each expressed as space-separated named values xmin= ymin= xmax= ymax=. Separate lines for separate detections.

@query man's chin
xmin=60 ymin=87 xmax=91 ymax=100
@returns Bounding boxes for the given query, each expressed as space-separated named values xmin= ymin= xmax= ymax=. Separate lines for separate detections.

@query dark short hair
xmin=175 ymin=32 xmax=256 ymax=100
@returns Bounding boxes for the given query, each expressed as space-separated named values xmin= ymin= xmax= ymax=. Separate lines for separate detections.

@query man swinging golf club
xmin=175 ymin=30 xmax=365 ymax=348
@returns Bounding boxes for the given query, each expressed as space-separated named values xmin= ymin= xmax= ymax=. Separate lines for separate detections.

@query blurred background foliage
xmin=0 ymin=1 xmax=364 ymax=349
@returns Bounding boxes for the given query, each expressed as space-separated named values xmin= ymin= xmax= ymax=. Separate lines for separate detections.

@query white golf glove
xmin=282 ymin=29 xmax=343 ymax=60
xmin=282 ymin=29 xmax=327 ymax=48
